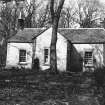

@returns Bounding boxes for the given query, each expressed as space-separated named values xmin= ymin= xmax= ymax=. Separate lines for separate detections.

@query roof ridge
xmin=23 ymin=27 xmax=105 ymax=30
xmin=24 ymin=27 xmax=47 ymax=29
xmin=58 ymin=28 xmax=104 ymax=30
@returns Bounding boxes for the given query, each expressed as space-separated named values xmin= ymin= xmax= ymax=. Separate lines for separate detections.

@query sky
xmin=27 ymin=0 xmax=105 ymax=4
xmin=100 ymin=0 xmax=105 ymax=3
xmin=65 ymin=0 xmax=105 ymax=4
xmin=26 ymin=0 xmax=105 ymax=7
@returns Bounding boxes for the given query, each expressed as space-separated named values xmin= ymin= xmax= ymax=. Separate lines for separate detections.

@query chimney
xmin=18 ymin=19 xmax=24 ymax=30
xmin=18 ymin=10 xmax=24 ymax=30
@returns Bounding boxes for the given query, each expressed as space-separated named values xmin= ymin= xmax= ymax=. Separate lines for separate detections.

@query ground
xmin=0 ymin=69 xmax=103 ymax=105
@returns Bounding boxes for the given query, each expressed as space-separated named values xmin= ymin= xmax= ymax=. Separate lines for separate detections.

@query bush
xmin=39 ymin=100 xmax=67 ymax=105
xmin=33 ymin=58 xmax=40 ymax=70
xmin=93 ymin=66 xmax=105 ymax=88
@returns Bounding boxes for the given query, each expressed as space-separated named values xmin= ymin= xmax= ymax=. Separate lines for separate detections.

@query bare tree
xmin=34 ymin=4 xmax=51 ymax=28
xmin=50 ymin=0 xmax=65 ymax=72
xmin=23 ymin=0 xmax=51 ymax=28
xmin=0 ymin=1 xmax=19 ymax=68
xmin=23 ymin=0 xmax=39 ymax=28
xmin=76 ymin=0 xmax=102 ymax=28
xmin=59 ymin=2 xmax=78 ymax=28
xmin=59 ymin=0 xmax=103 ymax=28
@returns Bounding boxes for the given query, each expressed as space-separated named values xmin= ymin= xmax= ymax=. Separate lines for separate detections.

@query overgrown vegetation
xmin=94 ymin=67 xmax=105 ymax=88
xmin=0 ymin=67 xmax=105 ymax=104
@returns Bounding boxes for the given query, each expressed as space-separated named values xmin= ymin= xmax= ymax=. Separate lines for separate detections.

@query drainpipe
xmin=32 ymin=38 xmax=36 ymax=69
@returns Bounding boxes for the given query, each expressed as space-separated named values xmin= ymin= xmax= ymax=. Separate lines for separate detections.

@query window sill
xmin=84 ymin=65 xmax=94 ymax=68
xmin=19 ymin=62 xmax=28 ymax=65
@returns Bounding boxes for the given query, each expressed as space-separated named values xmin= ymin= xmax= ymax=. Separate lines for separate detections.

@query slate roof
xmin=8 ymin=27 xmax=105 ymax=43
xmin=8 ymin=28 xmax=46 ymax=42
xmin=58 ymin=28 xmax=105 ymax=43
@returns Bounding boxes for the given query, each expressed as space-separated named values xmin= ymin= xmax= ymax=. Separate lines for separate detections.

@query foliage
xmin=93 ymin=67 xmax=105 ymax=105
xmin=33 ymin=58 xmax=40 ymax=70
xmin=93 ymin=66 xmax=105 ymax=88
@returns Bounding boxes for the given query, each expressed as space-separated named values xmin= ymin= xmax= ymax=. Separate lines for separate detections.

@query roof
xmin=8 ymin=27 xmax=105 ymax=43
xmin=8 ymin=28 xmax=46 ymax=42
xmin=58 ymin=28 xmax=105 ymax=43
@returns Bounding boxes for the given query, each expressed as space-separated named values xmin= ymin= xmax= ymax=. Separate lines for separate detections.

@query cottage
xmin=6 ymin=28 xmax=45 ymax=69
xmin=5 ymin=27 xmax=105 ymax=72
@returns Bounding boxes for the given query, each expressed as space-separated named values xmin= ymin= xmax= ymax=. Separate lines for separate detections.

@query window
xmin=19 ymin=50 xmax=26 ymax=63
xmin=44 ymin=48 xmax=50 ymax=64
xmin=84 ymin=51 xmax=93 ymax=67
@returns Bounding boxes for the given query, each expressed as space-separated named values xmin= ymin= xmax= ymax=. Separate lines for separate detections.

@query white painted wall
xmin=35 ymin=27 xmax=67 ymax=71
xmin=6 ymin=27 xmax=104 ymax=72
xmin=6 ymin=43 xmax=33 ymax=69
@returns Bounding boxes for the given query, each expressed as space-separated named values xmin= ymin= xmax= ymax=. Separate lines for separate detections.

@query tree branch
xmin=50 ymin=0 xmax=55 ymax=23
xmin=56 ymin=0 xmax=65 ymax=18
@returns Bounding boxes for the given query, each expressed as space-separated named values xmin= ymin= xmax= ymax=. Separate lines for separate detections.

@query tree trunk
xmin=0 ymin=39 xmax=7 ymax=69
xmin=50 ymin=0 xmax=65 ymax=72
xmin=3 ymin=39 xmax=7 ymax=67
xmin=50 ymin=17 xmax=59 ymax=72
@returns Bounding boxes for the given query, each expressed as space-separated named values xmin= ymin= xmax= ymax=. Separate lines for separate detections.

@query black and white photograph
xmin=0 ymin=0 xmax=105 ymax=104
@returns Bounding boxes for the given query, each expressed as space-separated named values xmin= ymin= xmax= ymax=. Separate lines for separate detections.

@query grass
xmin=0 ymin=68 xmax=103 ymax=105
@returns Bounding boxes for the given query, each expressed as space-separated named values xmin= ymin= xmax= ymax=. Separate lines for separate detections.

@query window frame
xmin=19 ymin=49 xmax=27 ymax=64
xmin=84 ymin=49 xmax=93 ymax=67
xmin=43 ymin=47 xmax=50 ymax=65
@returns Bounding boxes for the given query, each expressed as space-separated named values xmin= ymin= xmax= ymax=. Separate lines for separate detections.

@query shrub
xmin=93 ymin=66 xmax=105 ymax=88
xmin=33 ymin=58 xmax=40 ymax=71
xmin=39 ymin=100 xmax=67 ymax=105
